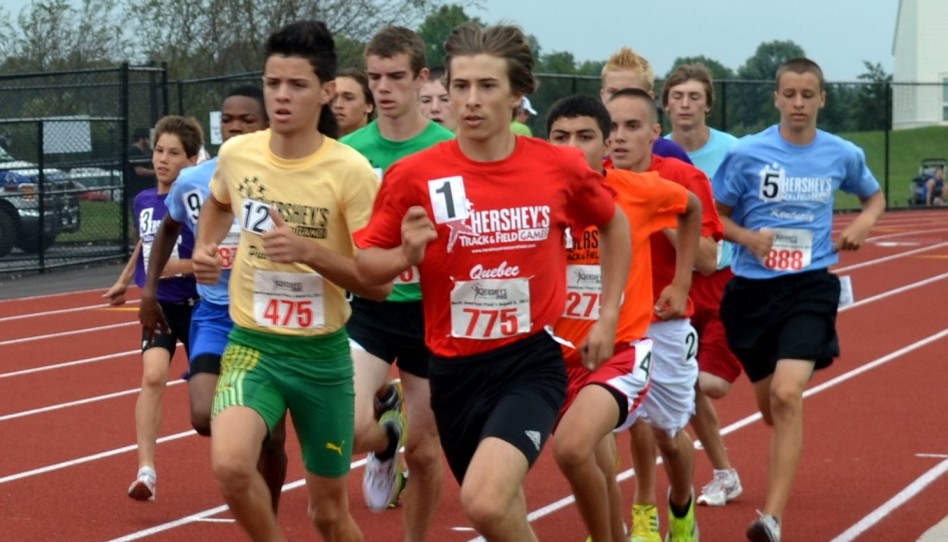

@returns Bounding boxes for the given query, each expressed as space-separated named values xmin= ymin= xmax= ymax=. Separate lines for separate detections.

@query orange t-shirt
xmin=554 ymin=168 xmax=688 ymax=366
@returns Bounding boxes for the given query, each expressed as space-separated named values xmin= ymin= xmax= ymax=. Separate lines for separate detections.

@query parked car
xmin=70 ymin=167 xmax=124 ymax=202
xmin=0 ymin=144 xmax=81 ymax=257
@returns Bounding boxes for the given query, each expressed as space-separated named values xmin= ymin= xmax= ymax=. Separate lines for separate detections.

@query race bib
xmin=219 ymin=221 xmax=241 ymax=270
xmin=450 ymin=278 xmax=530 ymax=339
xmin=761 ymin=228 xmax=812 ymax=271
xmin=563 ymin=264 xmax=601 ymax=320
xmin=253 ymin=270 xmax=325 ymax=329
xmin=142 ymin=239 xmax=179 ymax=274
xmin=395 ymin=266 xmax=420 ymax=285
xmin=241 ymin=198 xmax=274 ymax=234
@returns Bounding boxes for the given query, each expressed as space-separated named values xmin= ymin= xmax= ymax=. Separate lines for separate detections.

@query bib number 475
xmin=261 ymin=299 xmax=314 ymax=328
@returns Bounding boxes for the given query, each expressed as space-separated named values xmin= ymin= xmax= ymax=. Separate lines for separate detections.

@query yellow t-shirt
xmin=210 ymin=130 xmax=378 ymax=336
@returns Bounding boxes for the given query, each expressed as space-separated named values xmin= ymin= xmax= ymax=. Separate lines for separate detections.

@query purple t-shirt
xmin=654 ymin=137 xmax=693 ymax=165
xmin=133 ymin=188 xmax=196 ymax=303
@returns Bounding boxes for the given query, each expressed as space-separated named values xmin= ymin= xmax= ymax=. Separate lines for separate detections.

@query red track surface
xmin=2 ymin=209 xmax=947 ymax=541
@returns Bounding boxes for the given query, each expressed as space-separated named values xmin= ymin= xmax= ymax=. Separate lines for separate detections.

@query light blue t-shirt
xmin=166 ymin=157 xmax=232 ymax=305
xmin=712 ymin=125 xmax=880 ymax=280
xmin=667 ymin=128 xmax=740 ymax=268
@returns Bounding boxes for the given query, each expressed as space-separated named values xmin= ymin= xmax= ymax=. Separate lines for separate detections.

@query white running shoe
xmin=362 ymin=410 xmax=405 ymax=512
xmin=746 ymin=511 xmax=780 ymax=542
xmin=696 ymin=468 xmax=742 ymax=506
xmin=128 ymin=467 xmax=156 ymax=501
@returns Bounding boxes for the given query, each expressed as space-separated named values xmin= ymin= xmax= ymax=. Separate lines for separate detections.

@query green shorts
xmin=213 ymin=326 xmax=355 ymax=477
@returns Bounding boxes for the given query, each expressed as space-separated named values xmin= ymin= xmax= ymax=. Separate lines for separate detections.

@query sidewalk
xmin=0 ymin=260 xmax=123 ymax=301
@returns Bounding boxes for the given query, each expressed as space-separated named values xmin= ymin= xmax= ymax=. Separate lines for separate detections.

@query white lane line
xmin=459 ymin=327 xmax=948 ymax=542
xmin=105 ymin=457 xmax=370 ymax=542
xmin=0 ymin=430 xmax=196 ymax=484
xmin=0 ymin=380 xmax=185 ymax=421
xmin=0 ymin=300 xmax=139 ymax=323
xmin=829 ymin=457 xmax=948 ymax=542
xmin=839 ymin=272 xmax=948 ymax=312
xmin=0 ymin=350 xmax=139 ymax=380
xmin=836 ymin=241 xmax=948 ymax=273
xmin=0 ymin=321 xmax=137 ymax=346
xmin=0 ymin=287 xmax=115 ymax=304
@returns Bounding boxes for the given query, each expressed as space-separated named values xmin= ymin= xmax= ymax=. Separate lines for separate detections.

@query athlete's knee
xmin=460 ymin=483 xmax=509 ymax=528
xmin=211 ymin=448 xmax=257 ymax=495
xmin=552 ymin=434 xmax=593 ymax=474
xmin=404 ymin=431 xmax=442 ymax=474
xmin=190 ymin=412 xmax=212 ymax=437
xmin=769 ymin=381 xmax=804 ymax=415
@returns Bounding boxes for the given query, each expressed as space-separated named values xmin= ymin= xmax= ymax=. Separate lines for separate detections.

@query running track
xmin=1 ymin=209 xmax=947 ymax=541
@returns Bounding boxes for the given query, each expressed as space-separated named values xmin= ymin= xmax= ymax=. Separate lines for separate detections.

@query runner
xmin=353 ymin=23 xmax=631 ymax=542
xmin=712 ymin=57 xmax=885 ymax=542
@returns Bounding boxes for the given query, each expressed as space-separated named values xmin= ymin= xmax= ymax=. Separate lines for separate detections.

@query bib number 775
xmin=462 ymin=307 xmax=519 ymax=337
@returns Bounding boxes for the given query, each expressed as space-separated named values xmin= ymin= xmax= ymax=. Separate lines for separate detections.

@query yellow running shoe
xmin=630 ymin=504 xmax=661 ymax=542
xmin=665 ymin=490 xmax=698 ymax=542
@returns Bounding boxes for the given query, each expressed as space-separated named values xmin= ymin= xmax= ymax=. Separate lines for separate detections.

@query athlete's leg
xmin=461 ymin=437 xmax=536 ymax=542
xmin=399 ymin=371 xmax=443 ymax=542
xmin=135 ymin=346 xmax=172 ymax=470
xmin=305 ymin=472 xmax=364 ymax=542
xmin=352 ymin=348 xmax=393 ymax=454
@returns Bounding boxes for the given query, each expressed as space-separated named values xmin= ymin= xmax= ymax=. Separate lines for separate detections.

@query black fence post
xmin=884 ymin=81 xmax=892 ymax=210
xmin=120 ymin=63 xmax=130 ymax=258
xmin=36 ymin=120 xmax=46 ymax=273
xmin=161 ymin=62 xmax=170 ymax=116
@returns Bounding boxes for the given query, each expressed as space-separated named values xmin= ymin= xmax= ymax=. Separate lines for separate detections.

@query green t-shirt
xmin=341 ymin=119 xmax=455 ymax=302
xmin=510 ymin=121 xmax=533 ymax=136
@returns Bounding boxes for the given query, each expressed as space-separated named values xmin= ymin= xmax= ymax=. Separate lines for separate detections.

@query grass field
xmin=58 ymin=200 xmax=125 ymax=243
xmin=838 ymin=125 xmax=948 ymax=209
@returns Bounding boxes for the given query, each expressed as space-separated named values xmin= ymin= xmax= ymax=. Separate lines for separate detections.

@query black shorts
xmin=720 ymin=269 xmax=840 ymax=383
xmin=346 ymin=297 xmax=430 ymax=378
xmin=141 ymin=298 xmax=196 ymax=359
xmin=429 ymin=332 xmax=567 ymax=484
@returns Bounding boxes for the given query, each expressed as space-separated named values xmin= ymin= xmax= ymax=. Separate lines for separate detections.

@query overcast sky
xmin=474 ymin=0 xmax=900 ymax=82
xmin=4 ymin=0 xmax=900 ymax=82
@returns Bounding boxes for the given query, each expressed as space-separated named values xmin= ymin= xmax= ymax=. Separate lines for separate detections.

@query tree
xmin=730 ymin=40 xmax=807 ymax=134
xmin=0 ymin=0 xmax=131 ymax=72
xmin=417 ymin=4 xmax=482 ymax=69
xmin=854 ymin=60 xmax=892 ymax=131
xmin=125 ymin=0 xmax=465 ymax=79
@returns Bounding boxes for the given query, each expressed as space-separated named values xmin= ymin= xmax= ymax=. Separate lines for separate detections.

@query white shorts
xmin=627 ymin=319 xmax=699 ymax=437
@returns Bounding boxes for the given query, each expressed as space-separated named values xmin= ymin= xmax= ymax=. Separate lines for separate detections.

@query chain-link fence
xmin=0 ymin=65 xmax=166 ymax=274
xmin=2 ymin=66 xmax=946 ymax=274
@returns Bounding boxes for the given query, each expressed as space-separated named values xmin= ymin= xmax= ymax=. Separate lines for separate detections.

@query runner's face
xmin=606 ymin=96 xmax=660 ymax=171
xmin=263 ymin=55 xmax=333 ymax=136
xmin=774 ymin=71 xmax=824 ymax=133
xmin=220 ymin=95 xmax=267 ymax=143
xmin=449 ymin=54 xmax=521 ymax=142
xmin=548 ymin=115 xmax=606 ymax=171
xmin=665 ymin=79 xmax=709 ymax=132
xmin=332 ymin=76 xmax=372 ymax=135
xmin=152 ymin=133 xmax=194 ymax=187
xmin=366 ymin=53 xmax=424 ymax=120
xmin=601 ymin=70 xmax=650 ymax=102
xmin=419 ymin=78 xmax=456 ymax=131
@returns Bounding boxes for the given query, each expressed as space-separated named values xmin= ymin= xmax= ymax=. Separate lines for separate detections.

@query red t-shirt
xmin=646 ymin=155 xmax=724 ymax=321
xmin=554 ymin=169 xmax=688 ymax=365
xmin=353 ymin=137 xmax=616 ymax=358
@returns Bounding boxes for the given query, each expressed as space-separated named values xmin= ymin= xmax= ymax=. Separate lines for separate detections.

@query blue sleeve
xmin=840 ymin=145 xmax=881 ymax=198
xmin=712 ymin=149 xmax=744 ymax=207
xmin=165 ymin=181 xmax=188 ymax=224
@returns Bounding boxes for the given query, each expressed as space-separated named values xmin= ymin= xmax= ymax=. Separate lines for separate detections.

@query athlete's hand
xmin=263 ymin=208 xmax=308 ymax=263
xmin=745 ymin=229 xmax=775 ymax=261
xmin=192 ymin=243 xmax=222 ymax=284
xmin=835 ymin=219 xmax=872 ymax=252
xmin=138 ymin=294 xmax=170 ymax=342
xmin=102 ymin=281 xmax=128 ymax=306
xmin=581 ymin=316 xmax=617 ymax=371
xmin=401 ymin=206 xmax=436 ymax=266
xmin=654 ymin=283 xmax=688 ymax=321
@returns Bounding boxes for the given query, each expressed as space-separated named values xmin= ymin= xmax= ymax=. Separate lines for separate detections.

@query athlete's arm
xmin=102 ymin=240 xmax=141 ymax=306
xmin=580 ymin=204 xmax=630 ymax=371
xmin=139 ymin=216 xmax=185 ymax=337
xmin=355 ymin=206 xmax=436 ymax=285
xmin=836 ymin=190 xmax=884 ymax=252
xmin=655 ymin=192 xmax=701 ymax=321
xmin=262 ymin=209 xmax=393 ymax=301
xmin=715 ymin=200 xmax=774 ymax=261
xmin=661 ymin=228 xmax=717 ymax=276
xmin=193 ymin=194 xmax=233 ymax=285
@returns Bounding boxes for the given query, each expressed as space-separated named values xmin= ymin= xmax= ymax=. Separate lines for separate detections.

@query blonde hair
xmin=601 ymin=47 xmax=654 ymax=92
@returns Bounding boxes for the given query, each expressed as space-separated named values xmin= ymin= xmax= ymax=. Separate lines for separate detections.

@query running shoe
xmin=128 ymin=466 xmax=156 ymax=501
xmin=696 ymin=468 xmax=742 ymax=506
xmin=362 ymin=410 xmax=406 ymax=512
xmin=374 ymin=378 xmax=404 ymax=418
xmin=631 ymin=503 xmax=662 ymax=542
xmin=746 ymin=512 xmax=780 ymax=542
xmin=665 ymin=489 xmax=698 ymax=542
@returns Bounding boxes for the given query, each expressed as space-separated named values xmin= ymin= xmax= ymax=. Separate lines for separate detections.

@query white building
xmin=892 ymin=0 xmax=948 ymax=129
